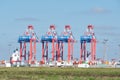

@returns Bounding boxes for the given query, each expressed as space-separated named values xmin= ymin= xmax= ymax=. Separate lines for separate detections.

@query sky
xmin=0 ymin=0 xmax=120 ymax=61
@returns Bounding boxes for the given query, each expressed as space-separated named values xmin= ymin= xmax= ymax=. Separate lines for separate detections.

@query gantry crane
xmin=18 ymin=25 xmax=39 ymax=64
xmin=41 ymin=25 xmax=57 ymax=64
xmin=57 ymin=25 xmax=75 ymax=62
xmin=80 ymin=25 xmax=96 ymax=63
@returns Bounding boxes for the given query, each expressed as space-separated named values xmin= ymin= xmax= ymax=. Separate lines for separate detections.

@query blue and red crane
xmin=57 ymin=25 xmax=75 ymax=62
xmin=15 ymin=24 xmax=97 ymax=66
xmin=41 ymin=25 xmax=57 ymax=63
xmin=80 ymin=25 xmax=96 ymax=63
xmin=18 ymin=25 xmax=39 ymax=64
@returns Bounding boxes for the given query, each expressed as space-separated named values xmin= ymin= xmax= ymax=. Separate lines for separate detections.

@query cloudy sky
xmin=0 ymin=0 xmax=120 ymax=61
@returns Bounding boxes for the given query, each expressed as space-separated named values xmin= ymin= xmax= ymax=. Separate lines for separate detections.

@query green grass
xmin=0 ymin=67 xmax=120 ymax=80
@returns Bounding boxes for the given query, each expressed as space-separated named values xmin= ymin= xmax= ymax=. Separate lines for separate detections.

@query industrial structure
xmin=10 ymin=49 xmax=20 ymax=65
xmin=41 ymin=25 xmax=57 ymax=64
xmin=18 ymin=25 xmax=39 ymax=64
xmin=57 ymin=25 xmax=75 ymax=62
xmin=8 ymin=24 xmax=99 ymax=67
xmin=80 ymin=25 xmax=96 ymax=63
xmin=40 ymin=25 xmax=75 ymax=64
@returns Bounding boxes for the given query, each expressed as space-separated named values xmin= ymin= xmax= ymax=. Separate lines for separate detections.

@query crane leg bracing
xmin=57 ymin=41 xmax=63 ymax=61
xmin=80 ymin=41 xmax=86 ymax=62
xmin=28 ymin=39 xmax=36 ymax=64
xmin=68 ymin=39 xmax=74 ymax=62
xmin=91 ymin=39 xmax=96 ymax=61
xmin=19 ymin=37 xmax=37 ymax=64
xmin=52 ymin=39 xmax=55 ymax=61
xmin=41 ymin=41 xmax=48 ymax=63
xmin=20 ymin=42 xmax=26 ymax=61
xmin=41 ymin=40 xmax=56 ymax=63
xmin=68 ymin=39 xmax=71 ymax=62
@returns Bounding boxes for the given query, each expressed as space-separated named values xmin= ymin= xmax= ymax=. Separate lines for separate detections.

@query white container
xmin=78 ymin=64 xmax=89 ymax=68
xmin=5 ymin=63 xmax=11 ymax=67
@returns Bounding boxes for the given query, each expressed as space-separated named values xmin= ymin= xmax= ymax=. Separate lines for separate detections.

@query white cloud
xmin=71 ymin=7 xmax=111 ymax=15
xmin=91 ymin=7 xmax=111 ymax=14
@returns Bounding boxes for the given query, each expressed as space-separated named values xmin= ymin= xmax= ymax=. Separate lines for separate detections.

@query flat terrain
xmin=0 ymin=67 xmax=120 ymax=80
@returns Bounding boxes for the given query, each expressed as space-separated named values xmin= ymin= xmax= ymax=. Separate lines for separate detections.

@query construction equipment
xmin=80 ymin=25 xmax=96 ymax=64
xmin=18 ymin=25 xmax=39 ymax=64
xmin=41 ymin=25 xmax=57 ymax=64
xmin=57 ymin=25 xmax=75 ymax=62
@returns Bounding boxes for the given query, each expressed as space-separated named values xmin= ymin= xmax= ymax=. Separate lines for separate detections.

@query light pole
xmin=8 ymin=44 xmax=12 ymax=54
xmin=102 ymin=39 xmax=108 ymax=62
xmin=118 ymin=44 xmax=120 ymax=60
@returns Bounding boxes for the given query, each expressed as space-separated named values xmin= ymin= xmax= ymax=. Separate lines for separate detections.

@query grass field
xmin=0 ymin=67 xmax=120 ymax=80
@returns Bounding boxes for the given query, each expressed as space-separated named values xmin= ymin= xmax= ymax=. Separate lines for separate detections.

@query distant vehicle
xmin=115 ymin=60 xmax=120 ymax=68
xmin=78 ymin=63 xmax=90 ymax=68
